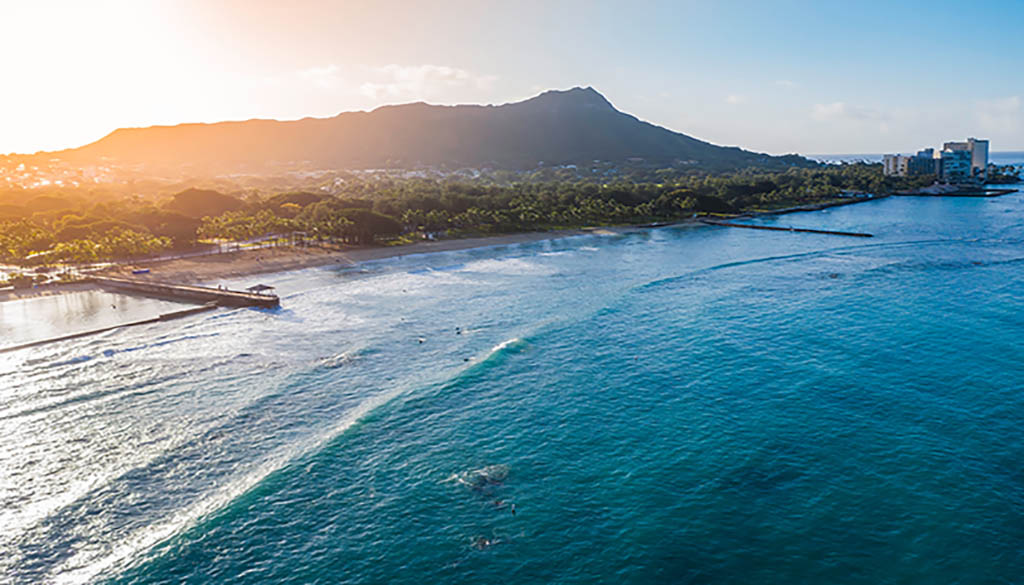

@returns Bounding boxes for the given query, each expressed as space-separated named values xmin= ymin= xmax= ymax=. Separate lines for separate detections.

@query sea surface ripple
xmin=2 ymin=193 xmax=1024 ymax=584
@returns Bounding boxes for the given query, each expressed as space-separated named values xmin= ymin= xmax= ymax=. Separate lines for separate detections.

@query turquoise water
xmin=3 ymin=192 xmax=1024 ymax=583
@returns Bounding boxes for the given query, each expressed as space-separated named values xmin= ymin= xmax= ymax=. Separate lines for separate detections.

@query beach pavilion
xmin=245 ymin=284 xmax=276 ymax=296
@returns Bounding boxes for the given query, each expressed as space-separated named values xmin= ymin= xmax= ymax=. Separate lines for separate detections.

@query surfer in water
xmin=472 ymin=536 xmax=494 ymax=550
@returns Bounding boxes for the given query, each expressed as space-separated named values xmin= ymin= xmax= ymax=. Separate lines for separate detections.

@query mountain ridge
xmin=52 ymin=87 xmax=813 ymax=173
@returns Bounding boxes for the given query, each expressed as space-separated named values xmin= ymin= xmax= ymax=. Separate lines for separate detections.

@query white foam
xmin=459 ymin=257 xmax=557 ymax=276
xmin=50 ymin=381 xmax=416 ymax=585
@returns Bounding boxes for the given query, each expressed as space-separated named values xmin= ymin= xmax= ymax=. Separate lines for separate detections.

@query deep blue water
xmin=3 ymin=191 xmax=1024 ymax=584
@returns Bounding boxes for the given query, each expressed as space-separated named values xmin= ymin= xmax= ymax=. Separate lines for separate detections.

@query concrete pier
xmin=95 ymin=277 xmax=280 ymax=308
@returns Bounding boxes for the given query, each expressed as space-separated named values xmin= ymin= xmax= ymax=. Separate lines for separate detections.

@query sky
xmin=2 ymin=0 xmax=1023 ymax=156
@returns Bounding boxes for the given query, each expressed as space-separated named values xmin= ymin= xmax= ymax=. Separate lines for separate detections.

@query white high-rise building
xmin=969 ymin=138 xmax=988 ymax=181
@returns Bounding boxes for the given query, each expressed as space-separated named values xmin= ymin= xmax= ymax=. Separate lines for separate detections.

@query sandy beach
xmin=0 ymin=226 xmax=639 ymax=302
xmin=108 ymin=229 xmax=604 ymax=284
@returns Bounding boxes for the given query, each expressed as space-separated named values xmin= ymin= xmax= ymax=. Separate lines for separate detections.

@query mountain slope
xmin=59 ymin=87 xmax=811 ymax=172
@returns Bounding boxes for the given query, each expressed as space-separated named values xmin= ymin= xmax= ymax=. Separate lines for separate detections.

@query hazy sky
xmin=3 ymin=0 xmax=1023 ymax=155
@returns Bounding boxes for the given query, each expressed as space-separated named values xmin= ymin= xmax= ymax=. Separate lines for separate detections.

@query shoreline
xmin=0 ymin=225 xmax=648 ymax=303
xmin=1 ymin=190 xmax=898 ymax=305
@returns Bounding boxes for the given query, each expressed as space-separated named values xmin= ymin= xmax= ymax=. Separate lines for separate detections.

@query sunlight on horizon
xmin=2 ymin=0 xmax=1022 ymax=155
xmin=2 ymin=1 xmax=364 ymax=154
xmin=3 ymin=2 xmax=204 ymax=152
xmin=1 ymin=1 xmax=512 ymax=154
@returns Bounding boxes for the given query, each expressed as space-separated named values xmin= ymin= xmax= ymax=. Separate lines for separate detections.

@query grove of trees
xmin=0 ymin=163 xmax=950 ymax=267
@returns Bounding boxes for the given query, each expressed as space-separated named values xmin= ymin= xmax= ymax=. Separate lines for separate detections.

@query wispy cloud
xmin=725 ymin=94 xmax=744 ymax=105
xmin=282 ymin=64 xmax=497 ymax=102
xmin=358 ymin=64 xmax=497 ymax=100
xmin=976 ymin=96 xmax=1021 ymax=133
xmin=811 ymin=102 xmax=886 ymax=122
xmin=297 ymin=64 xmax=342 ymax=89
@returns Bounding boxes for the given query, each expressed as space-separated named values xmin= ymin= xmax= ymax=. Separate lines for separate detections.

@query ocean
xmin=813 ymin=151 xmax=1024 ymax=166
xmin=3 ymin=190 xmax=1024 ymax=584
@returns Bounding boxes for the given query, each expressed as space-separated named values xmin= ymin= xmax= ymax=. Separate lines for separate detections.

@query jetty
xmin=895 ymin=187 xmax=1018 ymax=197
xmin=0 ymin=279 xmax=279 ymax=353
xmin=751 ymin=194 xmax=889 ymax=216
xmin=0 ymin=303 xmax=218 ymax=354
xmin=700 ymin=219 xmax=873 ymax=238
xmin=94 ymin=277 xmax=280 ymax=308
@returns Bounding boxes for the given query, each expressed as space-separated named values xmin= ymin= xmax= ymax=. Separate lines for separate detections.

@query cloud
xmin=811 ymin=102 xmax=886 ymax=122
xmin=976 ymin=96 xmax=1021 ymax=133
xmin=281 ymin=64 xmax=498 ymax=103
xmin=725 ymin=94 xmax=744 ymax=105
xmin=358 ymin=64 xmax=497 ymax=100
xmin=297 ymin=64 xmax=341 ymax=89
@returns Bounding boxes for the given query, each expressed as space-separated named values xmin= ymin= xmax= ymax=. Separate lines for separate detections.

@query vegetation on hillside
xmin=0 ymin=164 xmax=941 ymax=267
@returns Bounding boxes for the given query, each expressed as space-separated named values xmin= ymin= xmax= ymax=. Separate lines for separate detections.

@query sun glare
xmin=2 ymin=1 xmax=210 ymax=153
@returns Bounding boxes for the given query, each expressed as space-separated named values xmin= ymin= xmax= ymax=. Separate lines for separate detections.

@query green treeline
xmin=0 ymin=164 xmax=933 ymax=266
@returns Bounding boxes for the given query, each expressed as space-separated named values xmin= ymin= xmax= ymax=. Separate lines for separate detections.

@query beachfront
xmin=0 ymin=227 xmax=631 ymax=303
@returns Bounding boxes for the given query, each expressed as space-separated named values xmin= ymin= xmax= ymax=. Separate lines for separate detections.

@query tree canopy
xmin=0 ymin=162 xmax=954 ymax=267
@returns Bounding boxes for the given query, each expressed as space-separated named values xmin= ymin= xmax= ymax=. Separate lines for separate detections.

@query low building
xmin=882 ymin=154 xmax=909 ymax=177
xmin=883 ymin=150 xmax=936 ymax=177
xmin=908 ymin=150 xmax=938 ymax=176
xmin=940 ymin=149 xmax=972 ymax=182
